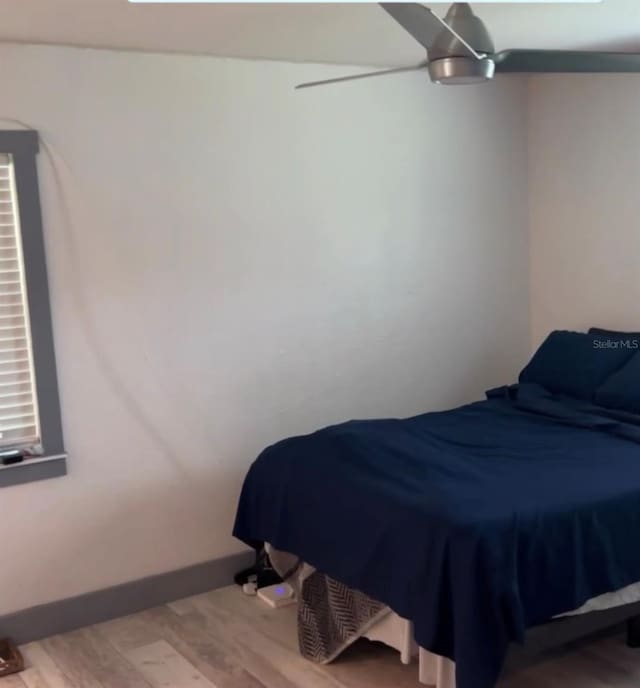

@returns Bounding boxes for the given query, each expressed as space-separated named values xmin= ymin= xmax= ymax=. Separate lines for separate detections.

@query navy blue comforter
xmin=233 ymin=384 xmax=640 ymax=688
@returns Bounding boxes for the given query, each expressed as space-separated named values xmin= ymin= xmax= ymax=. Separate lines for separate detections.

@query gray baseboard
xmin=0 ymin=550 xmax=254 ymax=645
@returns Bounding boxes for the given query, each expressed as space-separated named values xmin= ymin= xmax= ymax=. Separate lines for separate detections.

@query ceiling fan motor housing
xmin=429 ymin=56 xmax=495 ymax=85
xmin=429 ymin=3 xmax=496 ymax=84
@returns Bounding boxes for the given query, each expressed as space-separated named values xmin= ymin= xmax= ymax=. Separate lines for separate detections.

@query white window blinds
xmin=0 ymin=154 xmax=41 ymax=451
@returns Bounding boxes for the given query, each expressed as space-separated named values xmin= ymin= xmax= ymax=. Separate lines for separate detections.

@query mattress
xmin=270 ymin=548 xmax=640 ymax=620
xmin=560 ymin=579 xmax=640 ymax=617
xmin=270 ymin=544 xmax=640 ymax=630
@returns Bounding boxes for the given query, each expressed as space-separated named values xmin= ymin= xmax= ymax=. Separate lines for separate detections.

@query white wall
xmin=0 ymin=44 xmax=530 ymax=615
xmin=529 ymin=75 xmax=640 ymax=345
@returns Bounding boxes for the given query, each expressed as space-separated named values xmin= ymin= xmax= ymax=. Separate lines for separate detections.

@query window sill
xmin=0 ymin=453 xmax=67 ymax=487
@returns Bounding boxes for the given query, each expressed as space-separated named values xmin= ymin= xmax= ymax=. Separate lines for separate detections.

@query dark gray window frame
xmin=0 ymin=130 xmax=66 ymax=487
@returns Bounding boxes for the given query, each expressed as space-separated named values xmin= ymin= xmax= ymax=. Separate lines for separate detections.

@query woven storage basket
xmin=0 ymin=638 xmax=23 ymax=676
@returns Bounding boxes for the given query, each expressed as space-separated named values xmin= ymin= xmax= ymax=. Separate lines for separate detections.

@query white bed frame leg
xmin=361 ymin=613 xmax=456 ymax=688
xmin=436 ymin=656 xmax=456 ymax=688
xmin=400 ymin=621 xmax=413 ymax=664
xmin=418 ymin=648 xmax=437 ymax=685
xmin=418 ymin=648 xmax=456 ymax=688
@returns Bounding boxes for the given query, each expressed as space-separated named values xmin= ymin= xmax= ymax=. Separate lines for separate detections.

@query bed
xmin=233 ymin=329 xmax=640 ymax=688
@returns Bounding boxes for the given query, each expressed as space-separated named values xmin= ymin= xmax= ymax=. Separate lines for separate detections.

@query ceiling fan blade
xmin=495 ymin=50 xmax=640 ymax=74
xmin=295 ymin=61 xmax=428 ymax=90
xmin=379 ymin=3 xmax=481 ymax=59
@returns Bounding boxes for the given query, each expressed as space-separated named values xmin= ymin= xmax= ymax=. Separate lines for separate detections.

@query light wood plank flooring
xmin=3 ymin=586 xmax=640 ymax=688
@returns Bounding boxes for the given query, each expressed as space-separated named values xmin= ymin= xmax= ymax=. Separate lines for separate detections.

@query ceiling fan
xmin=296 ymin=2 xmax=640 ymax=90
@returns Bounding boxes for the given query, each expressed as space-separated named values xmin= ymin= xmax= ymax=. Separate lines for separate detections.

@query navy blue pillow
xmin=595 ymin=352 xmax=640 ymax=414
xmin=519 ymin=330 xmax=635 ymax=400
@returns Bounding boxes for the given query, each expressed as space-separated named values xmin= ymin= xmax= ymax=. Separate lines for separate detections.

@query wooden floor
xmin=4 ymin=585 xmax=640 ymax=688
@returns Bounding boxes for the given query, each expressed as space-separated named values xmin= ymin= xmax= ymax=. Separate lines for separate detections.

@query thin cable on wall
xmin=0 ymin=118 xmax=211 ymax=491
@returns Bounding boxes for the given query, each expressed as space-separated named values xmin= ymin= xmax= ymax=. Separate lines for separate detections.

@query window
xmin=0 ymin=153 xmax=41 ymax=450
xmin=0 ymin=131 xmax=66 ymax=487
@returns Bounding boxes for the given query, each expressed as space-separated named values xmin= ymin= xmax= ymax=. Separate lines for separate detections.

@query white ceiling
xmin=1 ymin=1 xmax=638 ymax=67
